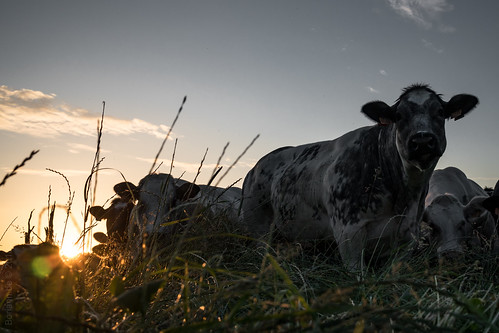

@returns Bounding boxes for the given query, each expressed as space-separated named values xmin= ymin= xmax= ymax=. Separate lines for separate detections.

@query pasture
xmin=2 ymin=207 xmax=498 ymax=332
xmin=1 ymin=103 xmax=498 ymax=333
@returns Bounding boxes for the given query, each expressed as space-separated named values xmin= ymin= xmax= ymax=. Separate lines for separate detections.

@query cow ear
xmin=90 ymin=206 xmax=106 ymax=220
xmin=361 ymin=101 xmax=396 ymax=125
xmin=444 ymin=94 xmax=479 ymax=120
xmin=463 ymin=196 xmax=494 ymax=230
xmin=93 ymin=232 xmax=109 ymax=244
xmin=114 ymin=182 xmax=137 ymax=200
xmin=0 ymin=250 xmax=8 ymax=261
xmin=176 ymin=183 xmax=201 ymax=201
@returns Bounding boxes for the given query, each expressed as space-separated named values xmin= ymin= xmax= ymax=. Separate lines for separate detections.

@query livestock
xmin=424 ymin=167 xmax=498 ymax=257
xmin=131 ymin=175 xmax=243 ymax=236
xmin=90 ymin=182 xmax=137 ymax=243
xmin=130 ymin=173 xmax=201 ymax=237
xmin=241 ymin=84 xmax=478 ymax=270
xmin=90 ymin=174 xmax=199 ymax=246
xmin=172 ymin=178 xmax=242 ymax=222
xmin=483 ymin=180 xmax=499 ymax=219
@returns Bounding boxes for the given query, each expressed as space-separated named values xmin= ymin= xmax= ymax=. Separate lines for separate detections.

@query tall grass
xmin=70 ymin=221 xmax=497 ymax=332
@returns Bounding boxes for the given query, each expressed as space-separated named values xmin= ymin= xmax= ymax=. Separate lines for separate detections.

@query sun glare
xmin=60 ymin=242 xmax=83 ymax=259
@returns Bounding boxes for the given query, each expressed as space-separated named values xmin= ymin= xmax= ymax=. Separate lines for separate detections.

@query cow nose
xmin=409 ymin=132 xmax=437 ymax=153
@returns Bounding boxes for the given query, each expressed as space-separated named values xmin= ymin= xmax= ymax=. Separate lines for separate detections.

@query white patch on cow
xmin=407 ymin=90 xmax=432 ymax=105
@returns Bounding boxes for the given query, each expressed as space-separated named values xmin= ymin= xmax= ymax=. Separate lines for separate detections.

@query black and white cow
xmin=241 ymin=84 xmax=478 ymax=270
xmin=91 ymin=174 xmax=242 ymax=247
xmin=90 ymin=174 xmax=199 ymax=247
xmin=424 ymin=167 xmax=498 ymax=257
xmin=129 ymin=173 xmax=200 ymax=237
xmin=172 ymin=178 xmax=242 ymax=222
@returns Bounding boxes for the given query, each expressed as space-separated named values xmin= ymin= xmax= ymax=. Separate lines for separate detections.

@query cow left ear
xmin=444 ymin=94 xmax=479 ymax=120
xmin=361 ymin=101 xmax=397 ymax=125
xmin=176 ymin=183 xmax=201 ymax=201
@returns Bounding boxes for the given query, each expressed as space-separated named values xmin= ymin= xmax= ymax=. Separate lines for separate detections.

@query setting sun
xmin=60 ymin=243 xmax=83 ymax=259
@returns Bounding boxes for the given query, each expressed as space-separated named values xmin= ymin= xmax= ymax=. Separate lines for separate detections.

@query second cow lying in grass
xmin=90 ymin=173 xmax=242 ymax=253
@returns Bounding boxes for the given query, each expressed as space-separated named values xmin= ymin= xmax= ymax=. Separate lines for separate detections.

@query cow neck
xmin=376 ymin=125 xmax=429 ymax=208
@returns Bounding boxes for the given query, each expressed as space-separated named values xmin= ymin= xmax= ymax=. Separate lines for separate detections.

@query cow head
xmin=424 ymin=194 xmax=497 ymax=258
xmin=463 ymin=196 xmax=498 ymax=252
xmin=89 ymin=181 xmax=138 ymax=243
xmin=362 ymin=84 xmax=478 ymax=171
xmin=135 ymin=173 xmax=201 ymax=234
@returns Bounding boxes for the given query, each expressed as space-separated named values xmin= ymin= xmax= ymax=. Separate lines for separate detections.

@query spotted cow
xmin=90 ymin=174 xmax=199 ymax=248
xmin=172 ymin=178 xmax=242 ymax=222
xmin=129 ymin=173 xmax=201 ymax=238
xmin=241 ymin=84 xmax=479 ymax=270
xmin=424 ymin=167 xmax=498 ymax=257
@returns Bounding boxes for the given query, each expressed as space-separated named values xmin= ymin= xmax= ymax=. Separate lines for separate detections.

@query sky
xmin=1 ymin=0 xmax=498 ymax=256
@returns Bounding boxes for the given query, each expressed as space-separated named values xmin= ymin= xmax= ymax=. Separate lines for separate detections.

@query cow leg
xmin=240 ymin=195 xmax=274 ymax=238
xmin=337 ymin=228 xmax=367 ymax=272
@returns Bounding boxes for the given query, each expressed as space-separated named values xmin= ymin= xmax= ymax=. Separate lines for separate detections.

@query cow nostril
xmin=409 ymin=133 xmax=437 ymax=152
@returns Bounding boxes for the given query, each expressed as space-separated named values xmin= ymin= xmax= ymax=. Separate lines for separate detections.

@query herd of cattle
xmin=1 ymin=84 xmax=497 ymax=275
xmin=85 ymin=83 xmax=498 ymax=271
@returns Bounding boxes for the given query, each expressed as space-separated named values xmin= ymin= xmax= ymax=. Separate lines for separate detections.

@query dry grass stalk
xmin=46 ymin=168 xmax=75 ymax=249
xmin=215 ymin=134 xmax=260 ymax=187
xmin=24 ymin=210 xmax=35 ymax=244
xmin=0 ymin=150 xmax=39 ymax=187
xmin=83 ymin=101 xmax=106 ymax=253
xmin=149 ymin=96 xmax=187 ymax=175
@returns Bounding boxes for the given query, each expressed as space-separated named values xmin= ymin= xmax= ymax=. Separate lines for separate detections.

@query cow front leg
xmin=337 ymin=228 xmax=367 ymax=272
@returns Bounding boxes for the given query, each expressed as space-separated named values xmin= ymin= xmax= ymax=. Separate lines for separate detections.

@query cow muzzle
xmin=408 ymin=132 xmax=440 ymax=168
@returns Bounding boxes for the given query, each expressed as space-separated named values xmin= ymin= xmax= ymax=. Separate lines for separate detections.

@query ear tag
xmin=451 ymin=109 xmax=462 ymax=120
xmin=379 ymin=117 xmax=392 ymax=125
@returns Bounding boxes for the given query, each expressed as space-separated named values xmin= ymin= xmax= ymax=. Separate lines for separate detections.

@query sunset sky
xmin=1 ymin=1 xmax=498 ymax=256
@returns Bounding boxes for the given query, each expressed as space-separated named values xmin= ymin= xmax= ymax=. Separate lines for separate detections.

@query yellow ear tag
xmin=451 ymin=110 xmax=462 ymax=120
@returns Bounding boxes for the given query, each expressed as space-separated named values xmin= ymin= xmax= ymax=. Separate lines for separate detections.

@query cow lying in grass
xmin=424 ymin=167 xmax=498 ymax=259
xmin=90 ymin=173 xmax=242 ymax=253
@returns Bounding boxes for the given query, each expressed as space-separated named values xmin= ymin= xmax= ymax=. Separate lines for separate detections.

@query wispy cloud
xmin=67 ymin=143 xmax=110 ymax=154
xmin=421 ymin=38 xmax=444 ymax=54
xmin=379 ymin=69 xmax=388 ymax=76
xmin=0 ymin=85 xmax=172 ymax=139
xmin=386 ymin=0 xmax=454 ymax=32
xmin=0 ymin=167 xmax=96 ymax=177
xmin=367 ymin=86 xmax=380 ymax=94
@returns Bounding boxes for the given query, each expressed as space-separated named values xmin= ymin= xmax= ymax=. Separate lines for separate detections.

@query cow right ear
xmin=444 ymin=94 xmax=478 ymax=120
xmin=90 ymin=206 xmax=106 ymax=220
xmin=361 ymin=101 xmax=397 ymax=125
xmin=114 ymin=182 xmax=137 ymax=200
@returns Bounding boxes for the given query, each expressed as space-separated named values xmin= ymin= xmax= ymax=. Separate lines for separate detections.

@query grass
xmin=58 ymin=220 xmax=497 ymax=332
xmin=1 ymin=99 xmax=498 ymax=332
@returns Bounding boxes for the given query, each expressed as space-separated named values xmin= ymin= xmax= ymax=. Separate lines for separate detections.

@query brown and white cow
xmin=241 ymin=84 xmax=479 ymax=270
